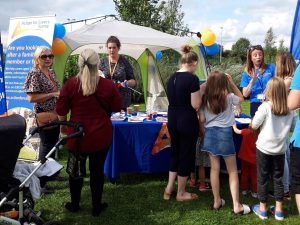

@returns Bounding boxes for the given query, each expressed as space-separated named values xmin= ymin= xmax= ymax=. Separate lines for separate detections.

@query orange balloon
xmin=52 ymin=38 xmax=66 ymax=55
xmin=201 ymin=30 xmax=216 ymax=46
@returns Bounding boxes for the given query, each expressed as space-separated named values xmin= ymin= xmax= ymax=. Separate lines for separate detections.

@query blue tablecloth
xmin=104 ymin=120 xmax=171 ymax=182
xmin=104 ymin=114 xmax=251 ymax=182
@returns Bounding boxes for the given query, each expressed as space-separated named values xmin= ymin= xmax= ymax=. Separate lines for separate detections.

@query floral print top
xmin=23 ymin=67 xmax=60 ymax=113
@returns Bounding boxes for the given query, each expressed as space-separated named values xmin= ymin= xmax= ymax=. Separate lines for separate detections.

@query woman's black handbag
xmin=66 ymin=152 xmax=86 ymax=179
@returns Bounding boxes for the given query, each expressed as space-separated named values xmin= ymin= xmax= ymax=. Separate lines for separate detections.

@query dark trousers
xmin=169 ymin=132 xmax=198 ymax=177
xmin=38 ymin=126 xmax=60 ymax=160
xmin=290 ymin=145 xmax=300 ymax=194
xmin=256 ymin=149 xmax=284 ymax=202
xmin=69 ymin=149 xmax=108 ymax=210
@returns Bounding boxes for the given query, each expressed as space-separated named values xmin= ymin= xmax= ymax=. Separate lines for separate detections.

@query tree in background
xmin=277 ymin=39 xmax=288 ymax=54
xmin=230 ymin=37 xmax=250 ymax=64
xmin=159 ymin=0 xmax=189 ymax=36
xmin=113 ymin=0 xmax=189 ymax=36
xmin=264 ymin=27 xmax=277 ymax=63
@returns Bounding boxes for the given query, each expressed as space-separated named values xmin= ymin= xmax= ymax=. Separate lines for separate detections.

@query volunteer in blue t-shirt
xmin=288 ymin=64 xmax=300 ymax=215
xmin=240 ymin=45 xmax=275 ymax=117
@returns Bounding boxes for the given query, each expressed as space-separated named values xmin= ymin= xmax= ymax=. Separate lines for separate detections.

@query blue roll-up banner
xmin=3 ymin=16 xmax=56 ymax=158
xmin=4 ymin=16 xmax=56 ymax=113
xmin=0 ymin=33 xmax=7 ymax=117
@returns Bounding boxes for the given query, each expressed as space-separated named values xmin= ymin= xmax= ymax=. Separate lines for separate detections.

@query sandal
xmin=211 ymin=198 xmax=225 ymax=210
xmin=233 ymin=204 xmax=251 ymax=216
xmin=176 ymin=193 xmax=198 ymax=202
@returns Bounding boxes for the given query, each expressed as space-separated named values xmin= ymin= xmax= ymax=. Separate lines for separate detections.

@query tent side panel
xmin=137 ymin=50 xmax=149 ymax=104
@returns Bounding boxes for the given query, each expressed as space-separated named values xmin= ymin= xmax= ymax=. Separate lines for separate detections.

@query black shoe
xmin=65 ymin=202 xmax=80 ymax=213
xmin=92 ymin=202 xmax=108 ymax=217
xmin=41 ymin=186 xmax=54 ymax=194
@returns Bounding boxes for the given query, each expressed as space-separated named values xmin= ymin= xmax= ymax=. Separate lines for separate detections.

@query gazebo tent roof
xmin=64 ymin=19 xmax=194 ymax=59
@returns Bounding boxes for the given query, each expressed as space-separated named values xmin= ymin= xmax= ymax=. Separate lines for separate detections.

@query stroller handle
xmin=59 ymin=121 xmax=84 ymax=141
xmin=23 ymin=121 xmax=84 ymax=145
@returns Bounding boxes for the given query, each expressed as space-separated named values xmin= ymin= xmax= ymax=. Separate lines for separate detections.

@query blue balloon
xmin=204 ymin=43 xmax=220 ymax=56
xmin=156 ymin=51 xmax=163 ymax=61
xmin=53 ymin=23 xmax=66 ymax=39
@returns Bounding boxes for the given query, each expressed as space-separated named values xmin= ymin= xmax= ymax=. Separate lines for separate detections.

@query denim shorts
xmin=202 ymin=126 xmax=236 ymax=157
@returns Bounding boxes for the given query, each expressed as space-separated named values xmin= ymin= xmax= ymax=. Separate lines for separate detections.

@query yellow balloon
xmin=201 ymin=31 xmax=216 ymax=46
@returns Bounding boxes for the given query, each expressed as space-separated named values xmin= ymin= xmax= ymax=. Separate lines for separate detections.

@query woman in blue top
xmin=240 ymin=45 xmax=275 ymax=117
xmin=288 ymin=65 xmax=300 ymax=215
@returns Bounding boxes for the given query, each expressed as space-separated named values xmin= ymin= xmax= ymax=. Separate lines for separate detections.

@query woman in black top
xmin=99 ymin=36 xmax=136 ymax=109
xmin=163 ymin=45 xmax=202 ymax=201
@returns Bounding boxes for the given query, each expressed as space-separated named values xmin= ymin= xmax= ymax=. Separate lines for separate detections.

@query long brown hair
xmin=275 ymin=52 xmax=296 ymax=79
xmin=245 ymin=45 xmax=266 ymax=75
xmin=264 ymin=77 xmax=289 ymax=116
xmin=203 ymin=71 xmax=229 ymax=114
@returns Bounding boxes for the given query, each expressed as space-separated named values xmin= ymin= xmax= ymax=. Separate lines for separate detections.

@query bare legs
xmin=165 ymin=171 xmax=177 ymax=194
xmin=210 ymin=154 xmax=245 ymax=212
xmin=209 ymin=155 xmax=221 ymax=208
xmin=295 ymin=194 xmax=300 ymax=215
xmin=165 ymin=171 xmax=198 ymax=200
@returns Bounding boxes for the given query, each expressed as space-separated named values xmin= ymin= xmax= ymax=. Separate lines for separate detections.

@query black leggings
xmin=38 ymin=126 xmax=60 ymax=160
xmin=168 ymin=131 xmax=198 ymax=177
xmin=68 ymin=149 xmax=108 ymax=210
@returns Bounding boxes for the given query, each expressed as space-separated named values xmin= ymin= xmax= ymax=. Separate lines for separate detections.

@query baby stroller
xmin=0 ymin=114 xmax=84 ymax=225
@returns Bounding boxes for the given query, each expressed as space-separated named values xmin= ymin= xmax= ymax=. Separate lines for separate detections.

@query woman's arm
xmin=288 ymin=89 xmax=300 ymax=110
xmin=27 ymin=91 xmax=59 ymax=103
xmin=191 ymin=90 xmax=201 ymax=111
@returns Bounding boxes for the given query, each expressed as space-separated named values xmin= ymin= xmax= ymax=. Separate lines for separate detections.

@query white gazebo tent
xmin=54 ymin=19 xmax=207 ymax=111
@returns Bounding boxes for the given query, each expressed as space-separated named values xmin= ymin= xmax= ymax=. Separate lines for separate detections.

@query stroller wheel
xmin=42 ymin=221 xmax=62 ymax=225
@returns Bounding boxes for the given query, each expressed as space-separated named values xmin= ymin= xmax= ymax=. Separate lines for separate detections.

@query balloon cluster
xmin=52 ymin=23 xmax=67 ymax=55
xmin=200 ymin=28 xmax=220 ymax=56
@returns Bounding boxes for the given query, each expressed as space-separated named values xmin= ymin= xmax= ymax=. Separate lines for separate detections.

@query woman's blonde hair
xmin=33 ymin=46 xmax=53 ymax=68
xmin=77 ymin=49 xmax=100 ymax=96
xmin=275 ymin=52 xmax=296 ymax=79
xmin=180 ymin=45 xmax=198 ymax=65
xmin=203 ymin=70 xmax=229 ymax=114
xmin=245 ymin=45 xmax=266 ymax=75
xmin=264 ymin=77 xmax=289 ymax=116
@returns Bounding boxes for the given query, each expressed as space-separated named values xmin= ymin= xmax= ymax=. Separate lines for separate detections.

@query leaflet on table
xmin=110 ymin=112 xmax=126 ymax=121
xmin=155 ymin=116 xmax=168 ymax=123
xmin=127 ymin=116 xmax=145 ymax=123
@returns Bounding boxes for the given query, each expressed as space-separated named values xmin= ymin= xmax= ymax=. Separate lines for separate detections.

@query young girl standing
xmin=251 ymin=77 xmax=294 ymax=220
xmin=275 ymin=52 xmax=297 ymax=200
xmin=201 ymin=71 xmax=250 ymax=214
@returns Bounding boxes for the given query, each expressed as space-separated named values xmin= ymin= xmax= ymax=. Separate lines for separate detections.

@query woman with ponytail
xmin=163 ymin=45 xmax=201 ymax=201
xmin=56 ymin=49 xmax=122 ymax=216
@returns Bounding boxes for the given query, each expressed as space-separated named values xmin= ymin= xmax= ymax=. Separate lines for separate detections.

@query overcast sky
xmin=0 ymin=0 xmax=298 ymax=50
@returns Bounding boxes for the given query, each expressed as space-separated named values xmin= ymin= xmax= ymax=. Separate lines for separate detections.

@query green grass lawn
xmin=37 ymin=165 xmax=300 ymax=225
xmin=34 ymin=100 xmax=300 ymax=224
